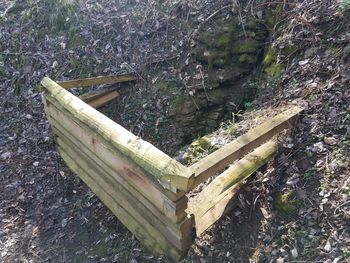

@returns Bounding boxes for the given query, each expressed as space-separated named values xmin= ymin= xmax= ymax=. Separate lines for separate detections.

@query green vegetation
xmin=184 ymin=136 xmax=218 ymax=164
xmin=273 ymin=191 xmax=299 ymax=215
xmin=343 ymin=247 xmax=350 ymax=258
xmin=17 ymin=0 xmax=85 ymax=45
xmin=340 ymin=0 xmax=350 ymax=11
xmin=303 ymin=170 xmax=314 ymax=181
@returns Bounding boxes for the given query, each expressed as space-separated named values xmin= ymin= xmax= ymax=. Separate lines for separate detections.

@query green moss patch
xmin=273 ymin=190 xmax=300 ymax=215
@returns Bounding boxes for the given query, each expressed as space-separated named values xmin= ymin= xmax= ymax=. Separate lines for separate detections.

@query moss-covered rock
xmin=263 ymin=45 xmax=298 ymax=78
xmin=265 ymin=63 xmax=284 ymax=78
xmin=273 ymin=191 xmax=299 ymax=215
xmin=231 ymin=39 xmax=262 ymax=54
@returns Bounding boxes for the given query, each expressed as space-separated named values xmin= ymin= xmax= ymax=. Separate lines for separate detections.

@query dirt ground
xmin=1 ymin=0 xmax=350 ymax=262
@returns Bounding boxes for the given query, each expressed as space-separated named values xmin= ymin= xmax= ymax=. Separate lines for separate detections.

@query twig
xmin=198 ymin=68 xmax=209 ymax=102
xmin=334 ymin=200 xmax=350 ymax=215
xmin=203 ymin=4 xmax=233 ymax=24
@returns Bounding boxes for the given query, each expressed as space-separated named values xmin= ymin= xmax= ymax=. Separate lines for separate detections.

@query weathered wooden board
xmin=51 ymin=123 xmax=188 ymax=225
xmin=58 ymin=74 xmax=137 ymax=89
xmin=79 ymin=89 xmax=120 ymax=109
xmin=79 ymin=89 xmax=116 ymax=102
xmin=188 ymin=140 xmax=277 ymax=235
xmin=44 ymin=97 xmax=187 ymax=223
xmin=55 ymin=134 xmax=193 ymax=250
xmin=189 ymin=106 xmax=302 ymax=189
xmin=49 ymin=119 xmax=188 ymax=224
xmin=87 ymin=90 xmax=119 ymax=108
xmin=41 ymin=77 xmax=194 ymax=192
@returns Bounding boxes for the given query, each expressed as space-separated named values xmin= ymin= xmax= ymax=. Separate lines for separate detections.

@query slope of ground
xmin=0 ymin=0 xmax=349 ymax=263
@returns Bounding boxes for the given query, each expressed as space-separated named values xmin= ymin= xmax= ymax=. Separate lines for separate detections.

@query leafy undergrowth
xmin=1 ymin=0 xmax=350 ymax=263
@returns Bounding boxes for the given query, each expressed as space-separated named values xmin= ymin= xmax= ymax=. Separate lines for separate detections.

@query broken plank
xmin=188 ymin=140 xmax=277 ymax=235
xmin=58 ymin=74 xmax=137 ymax=89
xmin=189 ymin=106 xmax=303 ymax=189
xmin=87 ymin=90 xmax=119 ymax=108
xmin=79 ymin=89 xmax=117 ymax=102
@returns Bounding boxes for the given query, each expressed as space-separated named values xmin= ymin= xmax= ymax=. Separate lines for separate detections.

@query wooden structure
xmin=40 ymin=74 xmax=303 ymax=261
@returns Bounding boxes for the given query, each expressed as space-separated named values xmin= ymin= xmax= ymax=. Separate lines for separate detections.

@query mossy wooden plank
xmin=41 ymin=77 xmax=194 ymax=192
xmin=55 ymin=135 xmax=193 ymax=250
xmin=50 ymin=119 xmax=189 ymax=225
xmin=190 ymin=106 xmax=302 ymax=189
xmin=188 ymin=140 xmax=277 ymax=235
xmin=57 ymin=147 xmax=185 ymax=261
xmin=58 ymin=74 xmax=137 ymax=89
xmin=44 ymin=98 xmax=186 ymax=220
xmin=87 ymin=90 xmax=119 ymax=108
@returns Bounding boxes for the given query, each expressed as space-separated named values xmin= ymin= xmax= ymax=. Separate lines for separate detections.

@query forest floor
xmin=1 ymin=0 xmax=350 ymax=262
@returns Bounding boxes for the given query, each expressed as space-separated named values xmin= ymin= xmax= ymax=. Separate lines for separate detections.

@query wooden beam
xmin=189 ymin=106 xmax=303 ymax=189
xmin=57 ymin=74 xmax=137 ymax=89
xmin=87 ymin=90 xmax=119 ymax=108
xmin=79 ymin=89 xmax=117 ymax=102
xmin=188 ymin=140 xmax=277 ymax=235
xmin=41 ymin=77 xmax=194 ymax=192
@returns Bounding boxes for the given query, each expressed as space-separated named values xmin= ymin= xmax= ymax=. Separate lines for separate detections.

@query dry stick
xmin=203 ymin=4 xmax=233 ymax=24
xmin=198 ymin=68 xmax=209 ymax=102
xmin=235 ymin=0 xmax=247 ymax=39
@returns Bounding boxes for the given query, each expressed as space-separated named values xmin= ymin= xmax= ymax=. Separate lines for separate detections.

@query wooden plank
xmin=79 ymin=89 xmax=117 ymax=102
xmin=57 ymin=147 xmax=185 ymax=261
xmin=50 ymin=120 xmax=188 ymax=224
xmin=41 ymin=77 xmax=194 ymax=192
xmin=87 ymin=90 xmax=119 ymax=108
xmin=43 ymin=97 xmax=186 ymax=219
xmin=188 ymin=140 xmax=277 ymax=235
xmin=58 ymin=74 xmax=137 ymax=89
xmin=55 ymin=135 xmax=193 ymax=251
xmin=189 ymin=106 xmax=303 ymax=189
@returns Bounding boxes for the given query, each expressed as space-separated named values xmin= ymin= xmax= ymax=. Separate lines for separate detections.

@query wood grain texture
xmin=189 ymin=106 xmax=303 ymax=189
xmin=58 ymin=74 xmax=137 ymax=89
